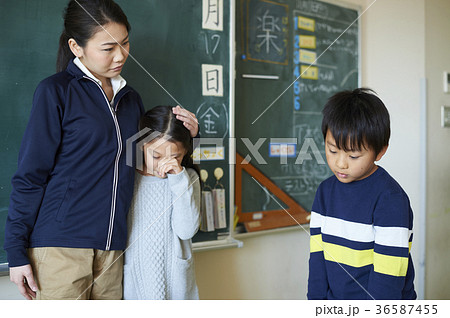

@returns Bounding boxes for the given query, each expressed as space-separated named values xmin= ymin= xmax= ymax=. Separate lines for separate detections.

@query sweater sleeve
xmin=167 ymin=168 xmax=201 ymax=240
xmin=307 ymin=184 xmax=329 ymax=300
xmin=366 ymin=191 xmax=414 ymax=300
xmin=4 ymin=80 xmax=64 ymax=267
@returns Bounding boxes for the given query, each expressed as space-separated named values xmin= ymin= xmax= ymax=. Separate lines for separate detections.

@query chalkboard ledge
xmin=233 ymin=223 xmax=310 ymax=240
xmin=193 ymin=237 xmax=243 ymax=253
xmin=0 ymin=264 xmax=9 ymax=277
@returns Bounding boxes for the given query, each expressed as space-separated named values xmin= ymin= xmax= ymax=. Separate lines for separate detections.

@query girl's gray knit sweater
xmin=123 ymin=168 xmax=201 ymax=300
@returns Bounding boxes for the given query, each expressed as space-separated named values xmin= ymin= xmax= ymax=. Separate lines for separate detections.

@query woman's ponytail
xmin=56 ymin=30 xmax=75 ymax=72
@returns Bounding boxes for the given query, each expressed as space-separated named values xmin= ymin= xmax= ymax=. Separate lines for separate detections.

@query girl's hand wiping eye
xmin=157 ymin=157 xmax=182 ymax=178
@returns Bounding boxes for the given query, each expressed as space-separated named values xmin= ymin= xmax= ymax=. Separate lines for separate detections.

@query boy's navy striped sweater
xmin=307 ymin=166 xmax=416 ymax=300
xmin=4 ymin=60 xmax=144 ymax=267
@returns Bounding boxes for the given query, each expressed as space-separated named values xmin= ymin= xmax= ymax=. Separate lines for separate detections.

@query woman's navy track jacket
xmin=4 ymin=60 xmax=145 ymax=267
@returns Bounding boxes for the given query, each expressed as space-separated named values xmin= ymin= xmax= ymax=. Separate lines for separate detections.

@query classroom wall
xmin=195 ymin=229 xmax=310 ymax=299
xmin=0 ymin=276 xmax=21 ymax=299
xmin=358 ymin=0 xmax=426 ymax=298
xmin=2 ymin=0 xmax=449 ymax=300
xmin=424 ymin=0 xmax=450 ymax=300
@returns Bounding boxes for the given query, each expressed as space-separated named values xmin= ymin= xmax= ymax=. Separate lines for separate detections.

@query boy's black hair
xmin=321 ymin=88 xmax=390 ymax=155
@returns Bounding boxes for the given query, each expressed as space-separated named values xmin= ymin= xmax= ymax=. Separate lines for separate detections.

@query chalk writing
xmin=204 ymin=33 xmax=221 ymax=55
xmin=202 ymin=64 xmax=223 ymax=96
xmin=256 ymin=10 xmax=282 ymax=54
xmin=196 ymin=102 xmax=229 ymax=138
xmin=202 ymin=0 xmax=223 ymax=31
xmin=246 ymin=0 xmax=288 ymax=64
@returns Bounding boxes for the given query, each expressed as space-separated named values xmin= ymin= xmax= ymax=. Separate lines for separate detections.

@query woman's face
xmin=74 ymin=22 xmax=130 ymax=84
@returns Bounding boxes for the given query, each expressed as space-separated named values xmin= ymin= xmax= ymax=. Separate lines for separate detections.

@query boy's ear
xmin=68 ymin=38 xmax=84 ymax=58
xmin=375 ymin=145 xmax=388 ymax=161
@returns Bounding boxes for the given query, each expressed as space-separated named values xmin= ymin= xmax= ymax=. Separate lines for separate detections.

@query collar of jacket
xmin=65 ymin=59 xmax=133 ymax=109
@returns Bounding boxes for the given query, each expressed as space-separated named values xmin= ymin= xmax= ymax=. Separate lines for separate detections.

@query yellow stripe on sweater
xmin=322 ymin=242 xmax=374 ymax=268
xmin=373 ymin=252 xmax=409 ymax=277
xmin=310 ymin=234 xmax=324 ymax=253
xmin=310 ymin=234 xmax=409 ymax=276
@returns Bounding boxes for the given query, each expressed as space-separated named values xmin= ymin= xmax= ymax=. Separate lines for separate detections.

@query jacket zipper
xmin=83 ymin=76 xmax=123 ymax=251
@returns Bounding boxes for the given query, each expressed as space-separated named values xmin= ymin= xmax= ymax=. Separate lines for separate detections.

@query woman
xmin=5 ymin=0 xmax=198 ymax=300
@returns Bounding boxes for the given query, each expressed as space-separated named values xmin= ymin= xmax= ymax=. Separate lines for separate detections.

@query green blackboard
xmin=0 ymin=0 xmax=231 ymax=267
xmin=236 ymin=0 xmax=359 ymax=216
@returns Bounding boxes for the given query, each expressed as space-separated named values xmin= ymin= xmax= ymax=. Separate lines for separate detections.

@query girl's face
xmin=143 ymin=138 xmax=187 ymax=178
xmin=71 ymin=22 xmax=130 ymax=84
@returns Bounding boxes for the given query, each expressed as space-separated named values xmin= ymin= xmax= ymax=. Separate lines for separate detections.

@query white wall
xmin=0 ymin=276 xmax=21 ymax=299
xmin=424 ymin=0 xmax=450 ymax=300
xmin=195 ymin=229 xmax=310 ymax=299
xmin=358 ymin=0 xmax=426 ymax=298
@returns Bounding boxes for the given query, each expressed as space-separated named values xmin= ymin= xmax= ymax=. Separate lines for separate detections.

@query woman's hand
xmin=172 ymin=105 xmax=199 ymax=137
xmin=157 ymin=157 xmax=183 ymax=178
xmin=10 ymin=264 xmax=38 ymax=300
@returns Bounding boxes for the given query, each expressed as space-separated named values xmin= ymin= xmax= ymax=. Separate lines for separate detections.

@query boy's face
xmin=325 ymin=130 xmax=387 ymax=183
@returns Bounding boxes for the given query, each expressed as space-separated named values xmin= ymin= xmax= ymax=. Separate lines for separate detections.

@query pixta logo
xmin=127 ymin=130 xmax=326 ymax=168
xmin=192 ymin=137 xmax=325 ymax=165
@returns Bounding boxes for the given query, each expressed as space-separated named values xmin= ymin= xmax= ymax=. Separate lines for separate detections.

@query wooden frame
xmin=235 ymin=153 xmax=310 ymax=232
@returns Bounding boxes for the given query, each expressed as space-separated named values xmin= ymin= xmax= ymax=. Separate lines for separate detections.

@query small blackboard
xmin=236 ymin=0 xmax=360 ymax=221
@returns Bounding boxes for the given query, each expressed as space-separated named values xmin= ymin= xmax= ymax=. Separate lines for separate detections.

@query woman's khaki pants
xmin=28 ymin=247 xmax=123 ymax=300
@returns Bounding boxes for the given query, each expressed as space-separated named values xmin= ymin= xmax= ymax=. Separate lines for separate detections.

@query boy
xmin=307 ymin=88 xmax=416 ymax=300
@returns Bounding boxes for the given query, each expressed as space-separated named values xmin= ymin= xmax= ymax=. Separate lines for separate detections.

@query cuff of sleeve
xmin=167 ymin=167 xmax=189 ymax=192
xmin=6 ymin=247 xmax=30 ymax=267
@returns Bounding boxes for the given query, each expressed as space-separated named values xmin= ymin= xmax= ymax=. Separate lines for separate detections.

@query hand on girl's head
xmin=172 ymin=105 xmax=199 ymax=137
